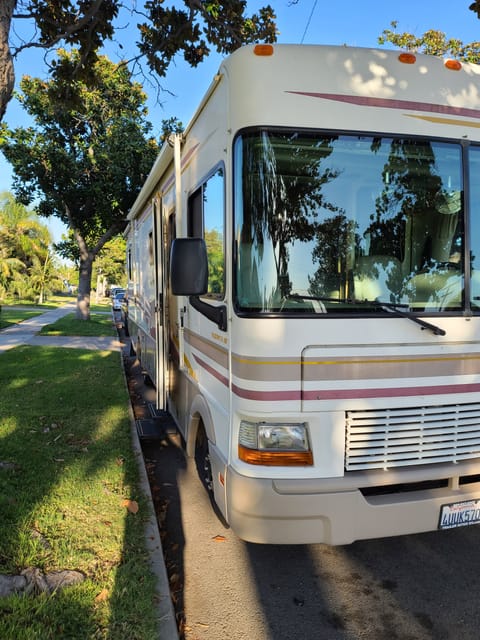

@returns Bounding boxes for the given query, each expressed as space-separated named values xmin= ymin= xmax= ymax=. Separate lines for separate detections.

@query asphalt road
xmin=123 ymin=345 xmax=480 ymax=640
xmin=144 ymin=434 xmax=480 ymax=640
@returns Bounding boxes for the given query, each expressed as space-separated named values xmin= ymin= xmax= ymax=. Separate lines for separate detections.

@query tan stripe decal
xmin=233 ymin=353 xmax=480 ymax=382
xmin=302 ymin=354 xmax=480 ymax=381
xmin=183 ymin=329 xmax=480 ymax=383
xmin=232 ymin=354 xmax=300 ymax=381
xmin=184 ymin=329 xmax=229 ymax=369
xmin=406 ymin=114 xmax=480 ymax=128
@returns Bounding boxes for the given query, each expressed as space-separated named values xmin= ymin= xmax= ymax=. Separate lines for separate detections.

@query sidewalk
xmin=0 ymin=303 xmax=178 ymax=639
xmin=0 ymin=303 xmax=124 ymax=353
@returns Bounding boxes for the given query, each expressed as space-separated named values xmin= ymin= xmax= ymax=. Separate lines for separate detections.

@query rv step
xmin=135 ymin=417 xmax=178 ymax=440
xmin=147 ymin=403 xmax=170 ymax=419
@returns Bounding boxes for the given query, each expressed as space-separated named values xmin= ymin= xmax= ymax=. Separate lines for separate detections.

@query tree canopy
xmin=0 ymin=1 xmax=277 ymax=121
xmin=1 ymin=49 xmax=158 ymax=318
xmin=0 ymin=2 xmax=278 ymax=319
xmin=378 ymin=21 xmax=480 ymax=62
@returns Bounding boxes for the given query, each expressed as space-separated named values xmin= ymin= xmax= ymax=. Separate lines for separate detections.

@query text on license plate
xmin=439 ymin=499 xmax=480 ymax=530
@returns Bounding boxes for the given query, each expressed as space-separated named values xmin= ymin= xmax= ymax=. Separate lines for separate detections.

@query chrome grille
xmin=345 ymin=403 xmax=480 ymax=471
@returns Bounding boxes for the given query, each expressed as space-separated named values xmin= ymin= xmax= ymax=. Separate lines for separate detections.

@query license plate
xmin=438 ymin=499 xmax=480 ymax=530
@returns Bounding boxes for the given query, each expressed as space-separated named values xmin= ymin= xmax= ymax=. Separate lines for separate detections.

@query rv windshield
xmin=234 ymin=130 xmax=465 ymax=314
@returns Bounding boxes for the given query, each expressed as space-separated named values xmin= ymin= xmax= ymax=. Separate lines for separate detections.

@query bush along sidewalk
xmin=0 ymin=345 xmax=159 ymax=639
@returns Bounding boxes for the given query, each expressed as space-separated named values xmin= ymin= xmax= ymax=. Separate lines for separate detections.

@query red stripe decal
xmin=193 ymin=354 xmax=229 ymax=387
xmin=287 ymin=92 xmax=480 ymax=120
xmin=232 ymin=384 xmax=301 ymax=401
xmin=303 ymin=382 xmax=480 ymax=401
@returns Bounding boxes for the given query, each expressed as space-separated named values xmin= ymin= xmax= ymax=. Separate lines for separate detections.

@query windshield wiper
xmin=287 ymin=293 xmax=358 ymax=305
xmin=287 ymin=294 xmax=446 ymax=336
xmin=359 ymin=300 xmax=446 ymax=336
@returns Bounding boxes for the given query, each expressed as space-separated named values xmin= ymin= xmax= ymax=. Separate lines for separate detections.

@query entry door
xmin=153 ymin=197 xmax=166 ymax=409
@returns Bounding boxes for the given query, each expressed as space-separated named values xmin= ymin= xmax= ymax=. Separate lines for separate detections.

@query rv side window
xmin=188 ymin=189 xmax=203 ymax=237
xmin=148 ymin=231 xmax=154 ymax=266
xmin=127 ymin=246 xmax=132 ymax=281
xmin=187 ymin=168 xmax=225 ymax=298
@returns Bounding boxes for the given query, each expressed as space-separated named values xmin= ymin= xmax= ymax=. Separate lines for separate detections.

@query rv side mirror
xmin=170 ymin=238 xmax=208 ymax=295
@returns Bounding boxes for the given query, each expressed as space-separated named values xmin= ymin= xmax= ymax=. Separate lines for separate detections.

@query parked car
xmin=110 ymin=286 xmax=125 ymax=299
xmin=112 ymin=291 xmax=125 ymax=311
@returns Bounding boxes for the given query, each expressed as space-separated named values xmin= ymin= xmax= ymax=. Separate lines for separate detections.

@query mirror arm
xmin=189 ymin=296 xmax=227 ymax=332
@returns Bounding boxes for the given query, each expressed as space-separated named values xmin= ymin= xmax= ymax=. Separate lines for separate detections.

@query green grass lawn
xmin=0 ymin=308 xmax=45 ymax=330
xmin=0 ymin=297 xmax=111 ymax=331
xmin=0 ymin=345 xmax=160 ymax=639
xmin=39 ymin=313 xmax=115 ymax=337
xmin=0 ymin=294 xmax=77 ymax=309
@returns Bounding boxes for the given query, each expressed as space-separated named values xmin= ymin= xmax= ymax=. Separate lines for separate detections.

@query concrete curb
xmin=119 ymin=344 xmax=179 ymax=640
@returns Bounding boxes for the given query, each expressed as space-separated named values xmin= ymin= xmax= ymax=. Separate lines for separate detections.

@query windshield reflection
xmin=234 ymin=130 xmax=464 ymax=314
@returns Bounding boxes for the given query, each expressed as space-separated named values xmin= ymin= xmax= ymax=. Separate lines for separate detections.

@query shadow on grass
xmin=0 ymin=345 xmax=158 ymax=639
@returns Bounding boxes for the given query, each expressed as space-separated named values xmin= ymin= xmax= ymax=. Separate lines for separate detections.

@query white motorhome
xmin=125 ymin=44 xmax=480 ymax=544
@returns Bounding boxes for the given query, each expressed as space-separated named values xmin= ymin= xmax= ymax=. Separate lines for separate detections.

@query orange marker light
xmin=254 ymin=44 xmax=274 ymax=56
xmin=398 ymin=52 xmax=416 ymax=64
xmin=239 ymin=444 xmax=313 ymax=466
xmin=445 ymin=59 xmax=462 ymax=71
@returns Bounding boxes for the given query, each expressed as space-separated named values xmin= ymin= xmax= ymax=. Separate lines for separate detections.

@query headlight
xmin=239 ymin=421 xmax=313 ymax=466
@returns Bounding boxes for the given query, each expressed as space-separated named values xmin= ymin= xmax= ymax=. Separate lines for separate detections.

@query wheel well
xmin=195 ymin=421 xmax=208 ymax=451
xmin=193 ymin=419 xmax=214 ymax=499
xmin=186 ymin=397 xmax=215 ymax=457
xmin=187 ymin=415 xmax=203 ymax=457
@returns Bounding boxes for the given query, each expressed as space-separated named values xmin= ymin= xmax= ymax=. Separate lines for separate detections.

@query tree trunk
xmin=69 ymin=215 xmax=121 ymax=320
xmin=76 ymin=254 xmax=93 ymax=320
xmin=0 ymin=0 xmax=15 ymax=122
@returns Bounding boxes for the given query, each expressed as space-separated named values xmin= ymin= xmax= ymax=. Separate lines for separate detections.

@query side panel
xmin=126 ymin=203 xmax=157 ymax=382
xmin=165 ymin=77 xmax=231 ymax=520
xmin=153 ymin=196 xmax=166 ymax=407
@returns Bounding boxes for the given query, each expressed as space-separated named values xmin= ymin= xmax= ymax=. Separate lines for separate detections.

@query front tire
xmin=195 ymin=426 xmax=214 ymax=497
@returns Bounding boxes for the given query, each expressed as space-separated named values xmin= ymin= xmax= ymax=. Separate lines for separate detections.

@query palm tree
xmin=0 ymin=191 xmax=52 ymax=263
xmin=0 ymin=243 xmax=23 ymax=299
xmin=29 ymin=252 xmax=64 ymax=304
xmin=0 ymin=191 xmax=56 ymax=301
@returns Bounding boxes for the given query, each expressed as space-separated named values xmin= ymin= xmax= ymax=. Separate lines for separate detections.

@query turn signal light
xmin=398 ymin=52 xmax=416 ymax=64
xmin=445 ymin=59 xmax=462 ymax=71
xmin=239 ymin=445 xmax=313 ymax=466
xmin=254 ymin=44 xmax=274 ymax=56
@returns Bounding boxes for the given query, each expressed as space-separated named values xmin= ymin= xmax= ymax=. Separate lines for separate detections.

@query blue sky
xmin=1 ymin=0 xmax=479 ymax=241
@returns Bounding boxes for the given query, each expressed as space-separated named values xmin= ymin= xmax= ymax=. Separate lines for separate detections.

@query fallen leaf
xmin=122 ymin=499 xmax=139 ymax=514
xmin=95 ymin=588 xmax=109 ymax=602
xmin=212 ymin=535 xmax=227 ymax=542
